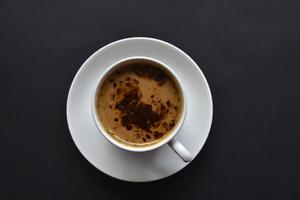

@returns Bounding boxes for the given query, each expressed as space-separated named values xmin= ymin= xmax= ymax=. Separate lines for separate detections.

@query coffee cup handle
xmin=168 ymin=139 xmax=192 ymax=162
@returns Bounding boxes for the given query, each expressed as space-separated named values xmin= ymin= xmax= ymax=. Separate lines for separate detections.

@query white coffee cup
xmin=91 ymin=56 xmax=192 ymax=162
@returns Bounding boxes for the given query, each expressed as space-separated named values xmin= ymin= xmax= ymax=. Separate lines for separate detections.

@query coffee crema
xmin=96 ymin=60 xmax=182 ymax=147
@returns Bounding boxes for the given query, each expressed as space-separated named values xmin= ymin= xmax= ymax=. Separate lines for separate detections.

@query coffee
xmin=96 ymin=60 xmax=182 ymax=147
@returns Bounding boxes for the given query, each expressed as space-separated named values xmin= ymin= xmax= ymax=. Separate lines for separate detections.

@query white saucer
xmin=66 ymin=37 xmax=213 ymax=182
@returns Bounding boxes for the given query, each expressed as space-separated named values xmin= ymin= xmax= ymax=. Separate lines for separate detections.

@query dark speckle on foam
xmin=116 ymin=88 xmax=164 ymax=132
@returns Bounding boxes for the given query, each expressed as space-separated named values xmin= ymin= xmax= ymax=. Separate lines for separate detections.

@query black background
xmin=1 ymin=0 xmax=300 ymax=199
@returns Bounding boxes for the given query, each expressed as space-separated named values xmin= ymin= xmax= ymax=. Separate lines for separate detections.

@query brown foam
xmin=96 ymin=61 xmax=182 ymax=147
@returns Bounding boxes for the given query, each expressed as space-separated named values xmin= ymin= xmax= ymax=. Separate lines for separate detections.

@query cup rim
xmin=91 ymin=56 xmax=187 ymax=152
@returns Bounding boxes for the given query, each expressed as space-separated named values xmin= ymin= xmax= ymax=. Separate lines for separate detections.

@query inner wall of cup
xmin=94 ymin=57 xmax=186 ymax=149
